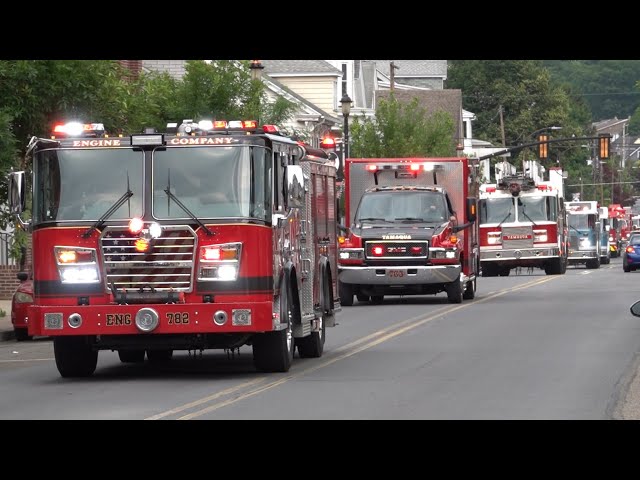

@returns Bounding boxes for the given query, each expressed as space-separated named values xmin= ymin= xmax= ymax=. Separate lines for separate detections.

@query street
xmin=2 ymin=257 xmax=640 ymax=420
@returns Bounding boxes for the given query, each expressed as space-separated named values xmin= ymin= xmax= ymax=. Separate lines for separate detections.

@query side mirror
xmin=8 ymin=171 xmax=26 ymax=215
xmin=285 ymin=165 xmax=305 ymax=209
xmin=16 ymin=272 xmax=28 ymax=282
xmin=337 ymin=224 xmax=349 ymax=235
xmin=466 ymin=197 xmax=477 ymax=223
xmin=453 ymin=222 xmax=473 ymax=233
xmin=272 ymin=212 xmax=287 ymax=228
xmin=631 ymin=300 xmax=640 ymax=317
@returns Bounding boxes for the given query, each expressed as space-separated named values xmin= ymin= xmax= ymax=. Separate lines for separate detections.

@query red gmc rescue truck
xmin=338 ymin=157 xmax=479 ymax=305
xmin=8 ymin=120 xmax=341 ymax=377
xmin=478 ymin=161 xmax=568 ymax=276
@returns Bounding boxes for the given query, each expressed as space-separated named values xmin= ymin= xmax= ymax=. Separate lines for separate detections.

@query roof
xmin=263 ymin=75 xmax=340 ymax=124
xmin=374 ymin=60 xmax=447 ymax=78
xmin=376 ymin=89 xmax=463 ymax=141
xmin=262 ymin=60 xmax=342 ymax=76
xmin=593 ymin=117 xmax=629 ymax=131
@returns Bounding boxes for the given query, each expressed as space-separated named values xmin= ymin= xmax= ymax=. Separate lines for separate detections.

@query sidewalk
xmin=0 ymin=299 xmax=14 ymax=341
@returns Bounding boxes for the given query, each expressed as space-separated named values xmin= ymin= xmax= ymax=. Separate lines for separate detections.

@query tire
xmin=602 ymin=255 xmax=610 ymax=265
xmin=498 ymin=268 xmax=510 ymax=276
xmin=253 ymin=285 xmax=294 ymax=372
xmin=545 ymin=257 xmax=564 ymax=275
xmin=370 ymin=295 xmax=384 ymax=304
xmin=118 ymin=350 xmax=146 ymax=363
xmin=146 ymin=349 xmax=173 ymax=363
xmin=446 ymin=280 xmax=463 ymax=304
xmin=586 ymin=257 xmax=600 ymax=269
xmin=463 ymin=278 xmax=476 ymax=300
xmin=53 ymin=336 xmax=98 ymax=378
xmin=339 ymin=281 xmax=354 ymax=307
xmin=356 ymin=293 xmax=370 ymax=303
xmin=296 ymin=314 xmax=326 ymax=359
xmin=624 ymin=259 xmax=631 ymax=272
xmin=14 ymin=328 xmax=32 ymax=342
xmin=481 ymin=263 xmax=499 ymax=277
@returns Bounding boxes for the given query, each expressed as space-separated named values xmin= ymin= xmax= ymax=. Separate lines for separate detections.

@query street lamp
xmin=249 ymin=60 xmax=264 ymax=81
xmin=338 ymin=93 xmax=352 ymax=182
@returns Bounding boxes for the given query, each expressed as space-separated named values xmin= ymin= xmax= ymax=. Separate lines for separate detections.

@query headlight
xmin=579 ymin=238 xmax=591 ymax=248
xmin=487 ymin=232 xmax=501 ymax=245
xmin=198 ymin=242 xmax=242 ymax=281
xmin=54 ymin=246 xmax=100 ymax=284
xmin=14 ymin=292 xmax=33 ymax=303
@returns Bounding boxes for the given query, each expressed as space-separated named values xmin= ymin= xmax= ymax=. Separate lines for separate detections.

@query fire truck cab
xmin=566 ymin=201 xmax=601 ymax=269
xmin=338 ymin=157 xmax=479 ymax=305
xmin=478 ymin=161 xmax=568 ymax=276
xmin=8 ymin=120 xmax=341 ymax=377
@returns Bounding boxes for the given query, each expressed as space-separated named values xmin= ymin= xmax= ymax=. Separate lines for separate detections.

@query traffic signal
xmin=598 ymin=133 xmax=611 ymax=160
xmin=538 ymin=134 xmax=549 ymax=159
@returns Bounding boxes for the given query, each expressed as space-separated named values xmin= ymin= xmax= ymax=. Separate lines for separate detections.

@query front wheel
xmin=253 ymin=286 xmax=294 ymax=372
xmin=54 ymin=336 xmax=98 ymax=378
xmin=339 ymin=281 xmax=354 ymax=307
xmin=446 ymin=280 xmax=463 ymax=304
xmin=463 ymin=278 xmax=476 ymax=300
xmin=296 ymin=315 xmax=326 ymax=359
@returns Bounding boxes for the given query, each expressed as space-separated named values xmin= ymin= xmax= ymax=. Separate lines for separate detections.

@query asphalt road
xmin=2 ymin=257 xmax=640 ymax=419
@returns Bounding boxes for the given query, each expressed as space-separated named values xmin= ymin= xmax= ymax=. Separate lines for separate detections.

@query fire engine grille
xmin=501 ymin=226 xmax=534 ymax=249
xmin=100 ymin=226 xmax=196 ymax=292
xmin=365 ymin=241 xmax=428 ymax=259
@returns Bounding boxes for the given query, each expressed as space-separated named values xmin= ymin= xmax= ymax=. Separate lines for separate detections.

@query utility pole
xmin=390 ymin=61 xmax=399 ymax=92
xmin=499 ymin=105 xmax=506 ymax=147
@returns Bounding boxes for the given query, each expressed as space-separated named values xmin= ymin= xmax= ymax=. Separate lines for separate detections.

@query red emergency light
xmin=263 ymin=125 xmax=279 ymax=134
xmin=372 ymin=246 xmax=384 ymax=256
xmin=320 ymin=137 xmax=336 ymax=149
xmin=410 ymin=164 xmax=420 ymax=171
xmin=485 ymin=186 xmax=496 ymax=193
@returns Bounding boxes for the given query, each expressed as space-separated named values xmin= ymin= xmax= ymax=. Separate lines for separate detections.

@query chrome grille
xmin=101 ymin=225 xmax=196 ymax=292
xmin=501 ymin=226 xmax=534 ymax=249
xmin=365 ymin=241 xmax=428 ymax=259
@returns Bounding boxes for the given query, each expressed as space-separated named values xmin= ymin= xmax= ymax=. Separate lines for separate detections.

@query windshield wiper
xmin=569 ymin=224 xmax=586 ymax=236
xmin=496 ymin=211 xmax=513 ymax=228
xmin=519 ymin=207 xmax=539 ymax=226
xmin=164 ymin=170 xmax=213 ymax=236
xmin=82 ymin=189 xmax=134 ymax=238
xmin=359 ymin=217 xmax=390 ymax=223
xmin=394 ymin=217 xmax=425 ymax=222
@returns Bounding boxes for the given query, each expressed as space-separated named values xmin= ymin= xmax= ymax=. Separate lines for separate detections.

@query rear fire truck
xmin=8 ymin=120 xmax=341 ymax=377
xmin=608 ymin=204 xmax=627 ymax=257
xmin=478 ymin=161 xmax=568 ymax=276
xmin=566 ymin=200 xmax=601 ymax=269
xmin=338 ymin=157 xmax=479 ymax=305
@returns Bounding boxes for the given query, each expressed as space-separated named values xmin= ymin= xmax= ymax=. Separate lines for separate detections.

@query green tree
xmin=545 ymin=60 xmax=640 ymax=120
xmin=350 ymin=95 xmax=455 ymax=157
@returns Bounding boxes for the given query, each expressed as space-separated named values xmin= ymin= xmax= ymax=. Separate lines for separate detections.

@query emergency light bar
xmin=212 ymin=120 xmax=258 ymax=131
xmin=365 ymin=163 xmax=444 ymax=172
xmin=52 ymin=122 xmax=105 ymax=138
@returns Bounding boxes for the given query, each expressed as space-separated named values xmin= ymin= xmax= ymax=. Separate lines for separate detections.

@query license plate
xmin=387 ymin=269 xmax=405 ymax=278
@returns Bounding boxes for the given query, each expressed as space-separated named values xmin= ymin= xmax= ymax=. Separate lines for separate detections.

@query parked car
xmin=623 ymin=232 xmax=640 ymax=272
xmin=11 ymin=277 xmax=33 ymax=341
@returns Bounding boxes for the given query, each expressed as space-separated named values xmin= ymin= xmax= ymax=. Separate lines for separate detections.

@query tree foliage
xmin=0 ymin=59 xmax=296 ymax=259
xmin=544 ymin=60 xmax=640 ymax=121
xmin=350 ymin=95 xmax=455 ymax=158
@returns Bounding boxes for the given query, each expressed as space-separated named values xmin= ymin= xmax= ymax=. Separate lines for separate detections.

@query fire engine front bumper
xmin=338 ymin=264 xmax=461 ymax=285
xmin=567 ymin=249 xmax=598 ymax=262
xmin=480 ymin=247 xmax=560 ymax=262
xmin=27 ymin=302 xmax=275 ymax=337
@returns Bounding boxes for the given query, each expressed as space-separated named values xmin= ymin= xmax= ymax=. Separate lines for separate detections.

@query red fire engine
xmin=478 ymin=161 xmax=568 ymax=276
xmin=9 ymin=120 xmax=341 ymax=377
xmin=608 ymin=204 xmax=628 ymax=257
xmin=338 ymin=157 xmax=479 ymax=304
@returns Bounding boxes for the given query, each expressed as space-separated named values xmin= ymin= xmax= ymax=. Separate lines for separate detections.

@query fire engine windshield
xmin=480 ymin=196 xmax=557 ymax=223
xmin=568 ymin=213 xmax=595 ymax=230
xmin=152 ymin=146 xmax=270 ymax=221
xmin=356 ymin=191 xmax=448 ymax=224
xmin=33 ymin=149 xmax=143 ymax=223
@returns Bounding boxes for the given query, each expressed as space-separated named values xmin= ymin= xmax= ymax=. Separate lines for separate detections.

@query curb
xmin=0 ymin=330 xmax=15 ymax=342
